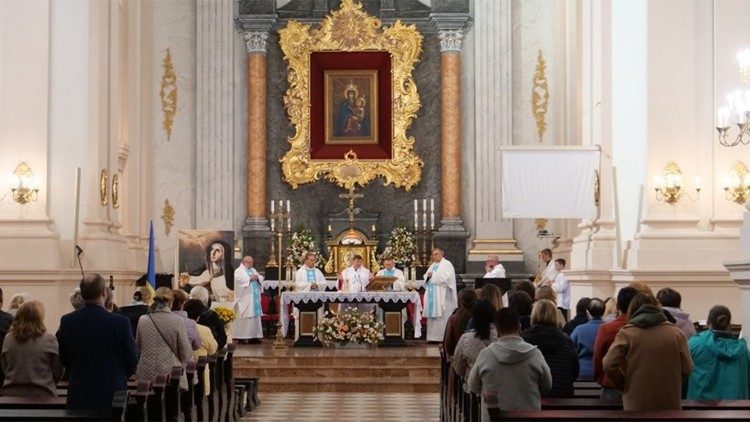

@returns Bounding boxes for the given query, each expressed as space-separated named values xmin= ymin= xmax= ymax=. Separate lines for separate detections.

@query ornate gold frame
xmin=278 ymin=0 xmax=423 ymax=190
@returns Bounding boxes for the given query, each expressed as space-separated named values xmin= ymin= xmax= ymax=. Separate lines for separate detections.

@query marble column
xmin=434 ymin=25 xmax=470 ymax=273
xmin=467 ymin=0 xmax=522 ymax=272
xmin=196 ymin=0 xmax=235 ymax=230
xmin=241 ymin=26 xmax=274 ymax=267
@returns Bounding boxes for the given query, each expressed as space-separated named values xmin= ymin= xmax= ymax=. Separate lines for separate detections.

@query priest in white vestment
xmin=294 ymin=253 xmax=328 ymax=292
xmin=376 ymin=258 xmax=406 ymax=291
xmin=537 ymin=248 xmax=558 ymax=287
xmin=423 ymin=248 xmax=457 ymax=342
xmin=232 ymin=256 xmax=264 ymax=343
xmin=339 ymin=255 xmax=373 ymax=313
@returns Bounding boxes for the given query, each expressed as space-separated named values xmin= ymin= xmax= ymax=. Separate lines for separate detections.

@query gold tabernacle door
xmin=324 ymin=228 xmax=380 ymax=275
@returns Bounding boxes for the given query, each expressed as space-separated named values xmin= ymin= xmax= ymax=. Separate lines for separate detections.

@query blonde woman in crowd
xmin=534 ymin=286 xmax=565 ymax=328
xmin=8 ymin=293 xmax=29 ymax=317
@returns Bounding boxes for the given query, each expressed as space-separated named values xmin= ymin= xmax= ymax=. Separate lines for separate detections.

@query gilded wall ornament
xmin=160 ymin=48 xmax=178 ymax=141
xmin=278 ymin=0 xmax=424 ymax=190
xmin=111 ymin=173 xmax=120 ymax=209
xmin=532 ymin=49 xmax=550 ymax=142
xmin=162 ymin=199 xmax=175 ymax=235
xmin=99 ymin=169 xmax=109 ymax=206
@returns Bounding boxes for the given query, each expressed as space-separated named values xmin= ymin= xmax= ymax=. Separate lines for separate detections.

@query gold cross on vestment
xmin=339 ymin=186 xmax=364 ymax=228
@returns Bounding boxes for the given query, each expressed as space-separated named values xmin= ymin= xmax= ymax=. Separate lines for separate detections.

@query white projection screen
xmin=500 ymin=147 xmax=600 ymax=219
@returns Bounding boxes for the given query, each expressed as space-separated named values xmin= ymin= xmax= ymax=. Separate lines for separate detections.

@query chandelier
xmin=716 ymin=49 xmax=750 ymax=147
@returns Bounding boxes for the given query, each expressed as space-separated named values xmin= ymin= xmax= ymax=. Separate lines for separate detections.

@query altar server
xmin=340 ymin=255 xmax=372 ymax=293
xmin=376 ymin=257 xmax=406 ymax=291
xmin=537 ymin=248 xmax=557 ymax=287
xmin=424 ymin=248 xmax=457 ymax=343
xmin=232 ymin=256 xmax=264 ymax=344
xmin=294 ymin=253 xmax=328 ymax=292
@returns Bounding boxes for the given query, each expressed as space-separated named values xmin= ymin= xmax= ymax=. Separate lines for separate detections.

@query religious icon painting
xmin=324 ymin=70 xmax=378 ymax=145
xmin=176 ymin=230 xmax=235 ymax=302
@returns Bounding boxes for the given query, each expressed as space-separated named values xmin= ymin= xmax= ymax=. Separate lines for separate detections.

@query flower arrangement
xmin=287 ymin=224 xmax=325 ymax=268
xmin=314 ymin=308 xmax=385 ymax=346
xmin=214 ymin=306 xmax=236 ymax=325
xmin=378 ymin=224 xmax=417 ymax=267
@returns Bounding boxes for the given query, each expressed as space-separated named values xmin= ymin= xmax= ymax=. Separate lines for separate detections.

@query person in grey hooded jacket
xmin=467 ymin=308 xmax=552 ymax=421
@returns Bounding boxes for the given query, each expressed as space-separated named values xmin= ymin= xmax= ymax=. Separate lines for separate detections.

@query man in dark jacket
xmin=0 ymin=288 xmax=13 ymax=386
xmin=57 ymin=274 xmax=138 ymax=410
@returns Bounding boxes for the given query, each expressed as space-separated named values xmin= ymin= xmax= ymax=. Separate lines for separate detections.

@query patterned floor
xmin=242 ymin=392 xmax=440 ymax=421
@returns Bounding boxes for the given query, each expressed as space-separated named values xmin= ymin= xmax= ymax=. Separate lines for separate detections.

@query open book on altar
xmin=366 ymin=276 xmax=397 ymax=291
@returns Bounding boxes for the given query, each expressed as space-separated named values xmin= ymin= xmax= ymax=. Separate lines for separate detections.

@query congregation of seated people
xmin=441 ymin=277 xmax=750 ymax=421
xmin=0 ymin=273 xmax=233 ymax=415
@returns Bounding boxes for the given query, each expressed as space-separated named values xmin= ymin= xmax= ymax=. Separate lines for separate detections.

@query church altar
xmin=280 ymin=291 xmax=423 ymax=347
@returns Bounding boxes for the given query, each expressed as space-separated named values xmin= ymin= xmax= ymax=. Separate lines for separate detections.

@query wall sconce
xmin=6 ymin=162 xmax=40 ymax=205
xmin=722 ymin=161 xmax=750 ymax=204
xmin=653 ymin=161 xmax=700 ymax=204
xmin=715 ymin=49 xmax=750 ymax=147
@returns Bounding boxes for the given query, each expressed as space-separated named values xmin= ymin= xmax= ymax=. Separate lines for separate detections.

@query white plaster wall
xmin=152 ymin=0 xmax=198 ymax=273
xmin=49 ymin=0 xmax=90 ymax=266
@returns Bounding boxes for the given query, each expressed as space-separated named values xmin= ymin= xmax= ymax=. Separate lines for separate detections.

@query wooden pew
xmin=165 ymin=366 xmax=183 ymax=421
xmin=207 ymin=354 xmax=219 ymax=421
xmin=540 ymin=398 xmax=750 ymax=411
xmin=124 ymin=382 xmax=152 ymax=421
xmin=182 ymin=360 xmax=196 ymax=421
xmin=222 ymin=343 xmax=237 ymax=421
xmin=0 ymin=390 xmax=127 ymax=421
xmin=147 ymin=373 xmax=168 ymax=422
xmin=214 ymin=348 xmax=227 ymax=421
xmin=0 ymin=409 xmax=116 ymax=420
xmin=194 ymin=356 xmax=208 ymax=421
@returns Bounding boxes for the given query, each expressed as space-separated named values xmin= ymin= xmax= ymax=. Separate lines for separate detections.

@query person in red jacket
xmin=592 ymin=286 xmax=638 ymax=399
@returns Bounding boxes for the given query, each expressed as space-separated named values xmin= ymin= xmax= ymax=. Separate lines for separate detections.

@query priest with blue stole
xmin=232 ymin=255 xmax=264 ymax=343
xmin=294 ymin=253 xmax=328 ymax=292
xmin=423 ymin=247 xmax=457 ymax=343
xmin=375 ymin=257 xmax=406 ymax=291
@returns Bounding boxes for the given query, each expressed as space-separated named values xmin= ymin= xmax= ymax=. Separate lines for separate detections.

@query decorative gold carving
xmin=111 ymin=173 xmax=120 ymax=209
xmin=160 ymin=48 xmax=178 ymax=141
xmin=278 ymin=0 xmax=424 ymax=190
xmin=162 ymin=199 xmax=175 ymax=235
xmin=532 ymin=49 xmax=549 ymax=142
xmin=10 ymin=162 xmax=39 ymax=204
xmin=99 ymin=169 xmax=109 ymax=206
xmin=723 ymin=161 xmax=750 ymax=204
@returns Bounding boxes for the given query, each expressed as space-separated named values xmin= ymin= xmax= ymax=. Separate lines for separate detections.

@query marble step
xmin=234 ymin=356 xmax=439 ymax=367
xmin=236 ymin=365 xmax=440 ymax=379
xmin=257 ymin=377 xmax=440 ymax=393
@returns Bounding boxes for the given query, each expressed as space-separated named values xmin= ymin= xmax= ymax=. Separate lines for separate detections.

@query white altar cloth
xmin=261 ymin=279 xmax=337 ymax=290
xmin=280 ymin=291 xmax=423 ymax=339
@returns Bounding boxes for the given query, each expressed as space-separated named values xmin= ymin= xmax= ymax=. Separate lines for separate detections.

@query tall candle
xmin=270 ymin=216 xmax=275 ymax=232
xmin=430 ymin=199 xmax=435 ymax=230
xmin=422 ymin=199 xmax=427 ymax=230
xmin=271 ymin=200 xmax=275 ymax=213
xmin=286 ymin=200 xmax=291 ymax=212
xmin=414 ymin=199 xmax=418 ymax=229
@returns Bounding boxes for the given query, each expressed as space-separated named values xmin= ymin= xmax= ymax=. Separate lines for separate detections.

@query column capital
xmin=244 ymin=31 xmax=270 ymax=54
xmin=438 ymin=30 xmax=464 ymax=53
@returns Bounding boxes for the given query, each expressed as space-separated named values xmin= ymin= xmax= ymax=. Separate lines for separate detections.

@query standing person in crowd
xmin=657 ymin=288 xmax=696 ymax=338
xmin=523 ymin=299 xmax=579 ymax=397
xmin=136 ymin=288 xmax=192 ymax=391
xmin=190 ymin=286 xmax=227 ymax=349
xmin=452 ymin=300 xmax=498 ymax=382
xmin=8 ymin=293 xmax=29 ymax=317
xmin=534 ymin=286 xmax=565 ymax=328
xmin=514 ymin=281 xmax=536 ymax=303
xmin=68 ymin=288 xmax=84 ymax=311
xmin=118 ymin=287 xmax=150 ymax=339
xmin=570 ymin=298 xmax=606 ymax=381
xmin=442 ymin=289 xmax=477 ymax=359
xmin=294 ymin=253 xmax=328 ymax=292
xmin=603 ymin=293 xmax=693 ymax=411
xmin=509 ymin=291 xmax=533 ymax=331
xmin=0 ymin=288 xmax=14 ymax=387
xmin=602 ymin=297 xmax=618 ymax=322
xmin=423 ymin=248 xmax=457 ymax=343
xmin=1 ymin=301 xmax=63 ymax=396
xmin=687 ymin=305 xmax=750 ymax=399
xmin=564 ymin=297 xmax=591 ymax=336
xmin=183 ymin=299 xmax=218 ymax=396
xmin=592 ymin=286 xmax=638 ymax=400
xmin=57 ymin=274 xmax=138 ymax=410
xmin=376 ymin=257 xmax=406 ymax=291
xmin=233 ymin=255 xmax=264 ymax=344
xmin=171 ymin=289 xmax=201 ymax=350
xmin=628 ymin=282 xmax=677 ymax=324
xmin=468 ymin=309 xmax=552 ymax=421
xmin=481 ymin=283 xmax=504 ymax=313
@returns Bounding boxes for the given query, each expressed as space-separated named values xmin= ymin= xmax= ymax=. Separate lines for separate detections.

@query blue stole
xmin=427 ymin=263 xmax=440 ymax=317
xmin=306 ymin=269 xmax=316 ymax=283
xmin=246 ymin=268 xmax=262 ymax=317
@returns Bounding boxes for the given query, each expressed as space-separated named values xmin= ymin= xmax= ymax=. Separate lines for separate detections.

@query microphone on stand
xmin=75 ymin=245 xmax=85 ymax=278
